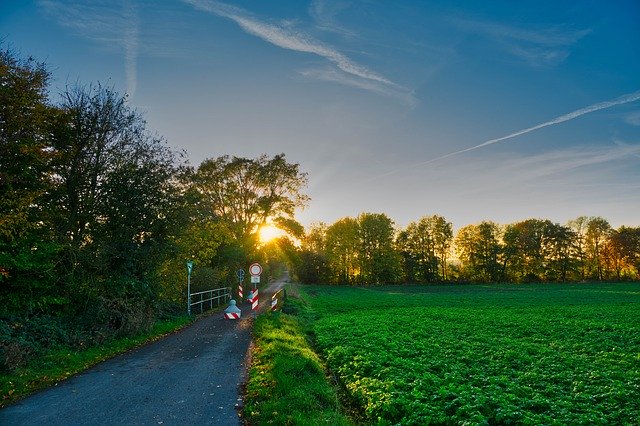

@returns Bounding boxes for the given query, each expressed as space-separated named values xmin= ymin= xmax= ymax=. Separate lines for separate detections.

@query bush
xmin=0 ymin=315 xmax=70 ymax=371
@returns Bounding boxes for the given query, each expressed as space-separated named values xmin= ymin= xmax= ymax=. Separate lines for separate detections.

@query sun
xmin=258 ymin=224 xmax=285 ymax=244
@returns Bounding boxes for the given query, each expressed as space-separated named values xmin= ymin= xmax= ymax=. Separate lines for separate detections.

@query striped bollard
xmin=271 ymin=298 xmax=277 ymax=311
xmin=224 ymin=312 xmax=240 ymax=320
xmin=238 ymin=284 xmax=243 ymax=300
xmin=223 ymin=299 xmax=241 ymax=320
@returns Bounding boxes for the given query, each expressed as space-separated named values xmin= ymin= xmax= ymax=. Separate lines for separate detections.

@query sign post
xmin=186 ymin=260 xmax=194 ymax=315
xmin=249 ymin=263 xmax=262 ymax=315
xmin=236 ymin=269 xmax=245 ymax=299
xmin=249 ymin=263 xmax=262 ymax=289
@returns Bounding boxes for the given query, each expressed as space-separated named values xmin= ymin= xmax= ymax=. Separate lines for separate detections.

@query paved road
xmin=0 ymin=277 xmax=287 ymax=426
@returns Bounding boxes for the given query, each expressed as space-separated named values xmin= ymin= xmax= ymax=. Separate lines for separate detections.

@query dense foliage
xmin=0 ymin=48 xmax=308 ymax=372
xmin=296 ymin=215 xmax=640 ymax=285
xmin=300 ymin=283 xmax=640 ymax=425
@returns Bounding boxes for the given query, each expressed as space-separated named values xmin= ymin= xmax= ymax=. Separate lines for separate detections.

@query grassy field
xmin=299 ymin=283 xmax=640 ymax=425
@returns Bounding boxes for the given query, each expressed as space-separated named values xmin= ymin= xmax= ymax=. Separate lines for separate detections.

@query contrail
xmin=424 ymin=90 xmax=640 ymax=165
xmin=370 ymin=90 xmax=640 ymax=181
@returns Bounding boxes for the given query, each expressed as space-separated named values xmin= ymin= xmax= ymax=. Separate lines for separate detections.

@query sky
xmin=2 ymin=0 xmax=640 ymax=230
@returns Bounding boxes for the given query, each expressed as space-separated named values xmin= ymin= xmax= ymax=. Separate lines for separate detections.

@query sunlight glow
xmin=259 ymin=224 xmax=285 ymax=243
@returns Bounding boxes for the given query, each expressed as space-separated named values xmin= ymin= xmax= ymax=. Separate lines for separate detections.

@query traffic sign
xmin=236 ymin=269 xmax=245 ymax=280
xmin=249 ymin=262 xmax=262 ymax=276
xmin=251 ymin=275 xmax=260 ymax=284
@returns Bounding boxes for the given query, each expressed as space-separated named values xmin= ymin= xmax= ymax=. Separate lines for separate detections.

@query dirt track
xmin=0 ymin=278 xmax=286 ymax=425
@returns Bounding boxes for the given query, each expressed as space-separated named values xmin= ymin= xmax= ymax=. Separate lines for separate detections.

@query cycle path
xmin=0 ymin=277 xmax=287 ymax=425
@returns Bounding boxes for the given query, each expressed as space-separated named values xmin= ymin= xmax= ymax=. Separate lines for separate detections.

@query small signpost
xmin=236 ymin=269 xmax=245 ymax=299
xmin=186 ymin=260 xmax=194 ymax=315
xmin=249 ymin=262 xmax=262 ymax=315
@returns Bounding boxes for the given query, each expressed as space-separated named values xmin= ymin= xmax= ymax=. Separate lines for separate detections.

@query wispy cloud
xmin=38 ymin=0 xmax=140 ymax=96
xmin=299 ymin=67 xmax=416 ymax=106
xmin=309 ymin=0 xmax=356 ymax=37
xmin=497 ymin=143 xmax=640 ymax=180
xmin=625 ymin=111 xmax=640 ymax=126
xmin=183 ymin=0 xmax=411 ymax=101
xmin=453 ymin=18 xmax=591 ymax=66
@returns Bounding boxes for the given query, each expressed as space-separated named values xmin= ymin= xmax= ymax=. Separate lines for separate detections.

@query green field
xmin=299 ymin=283 xmax=640 ymax=425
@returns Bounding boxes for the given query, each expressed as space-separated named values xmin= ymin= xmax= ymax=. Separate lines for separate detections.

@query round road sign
xmin=249 ymin=262 xmax=262 ymax=276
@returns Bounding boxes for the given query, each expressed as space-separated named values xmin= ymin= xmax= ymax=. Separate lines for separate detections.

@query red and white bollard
xmin=248 ymin=290 xmax=258 ymax=313
xmin=223 ymin=299 xmax=241 ymax=320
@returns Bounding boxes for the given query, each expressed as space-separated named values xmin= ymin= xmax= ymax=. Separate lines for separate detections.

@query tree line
xmin=294 ymin=214 xmax=640 ymax=285
xmin=0 ymin=48 xmax=307 ymax=371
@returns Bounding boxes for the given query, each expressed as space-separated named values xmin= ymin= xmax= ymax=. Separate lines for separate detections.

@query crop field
xmin=300 ymin=283 xmax=640 ymax=425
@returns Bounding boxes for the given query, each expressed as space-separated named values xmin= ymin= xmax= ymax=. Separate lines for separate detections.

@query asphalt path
xmin=0 ymin=277 xmax=287 ymax=426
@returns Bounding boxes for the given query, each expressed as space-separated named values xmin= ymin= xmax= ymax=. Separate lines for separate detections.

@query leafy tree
xmin=297 ymin=222 xmax=330 ymax=284
xmin=325 ymin=217 xmax=359 ymax=284
xmin=503 ymin=219 xmax=578 ymax=282
xmin=541 ymin=222 xmax=578 ymax=282
xmin=357 ymin=213 xmax=402 ymax=285
xmin=567 ymin=216 xmax=590 ymax=280
xmin=192 ymin=154 xmax=309 ymax=249
xmin=603 ymin=226 xmax=640 ymax=280
xmin=455 ymin=221 xmax=503 ymax=282
xmin=584 ymin=217 xmax=612 ymax=280
xmin=398 ymin=215 xmax=452 ymax=283
xmin=503 ymin=219 xmax=548 ymax=282
xmin=0 ymin=47 xmax=58 ymax=314
xmin=47 ymin=83 xmax=186 ymax=322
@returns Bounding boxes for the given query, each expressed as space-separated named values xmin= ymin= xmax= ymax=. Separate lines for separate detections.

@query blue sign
xmin=236 ymin=269 xmax=245 ymax=280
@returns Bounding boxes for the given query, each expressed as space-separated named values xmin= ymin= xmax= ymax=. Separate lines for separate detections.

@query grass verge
xmin=1 ymin=314 xmax=193 ymax=407
xmin=243 ymin=291 xmax=351 ymax=425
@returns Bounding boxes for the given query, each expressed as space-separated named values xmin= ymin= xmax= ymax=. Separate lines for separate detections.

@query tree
xmin=584 ymin=217 xmax=612 ymax=280
xmin=503 ymin=219 xmax=548 ymax=282
xmin=192 ymin=154 xmax=309 ymax=252
xmin=297 ymin=222 xmax=330 ymax=284
xmin=567 ymin=216 xmax=590 ymax=280
xmin=455 ymin=221 xmax=503 ymax=282
xmin=398 ymin=215 xmax=452 ymax=283
xmin=541 ymin=222 xmax=578 ymax=282
xmin=503 ymin=219 xmax=578 ymax=282
xmin=357 ymin=213 xmax=402 ymax=285
xmin=48 ymin=83 xmax=186 ymax=322
xmin=603 ymin=226 xmax=640 ymax=280
xmin=0 ymin=47 xmax=59 ymax=314
xmin=325 ymin=217 xmax=359 ymax=284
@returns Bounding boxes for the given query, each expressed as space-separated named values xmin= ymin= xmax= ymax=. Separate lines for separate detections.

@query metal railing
xmin=190 ymin=287 xmax=232 ymax=314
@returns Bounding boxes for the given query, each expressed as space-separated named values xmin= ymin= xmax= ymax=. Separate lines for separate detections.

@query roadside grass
xmin=1 ymin=314 xmax=193 ymax=407
xmin=243 ymin=295 xmax=351 ymax=425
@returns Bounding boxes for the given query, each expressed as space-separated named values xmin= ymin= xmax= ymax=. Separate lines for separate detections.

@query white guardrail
xmin=189 ymin=287 xmax=232 ymax=314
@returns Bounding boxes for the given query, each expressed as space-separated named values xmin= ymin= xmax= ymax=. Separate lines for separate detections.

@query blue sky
xmin=2 ymin=0 xmax=639 ymax=229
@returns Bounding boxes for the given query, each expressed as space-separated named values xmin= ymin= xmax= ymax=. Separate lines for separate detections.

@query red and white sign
xmin=249 ymin=262 xmax=262 ymax=276
xmin=224 ymin=312 xmax=240 ymax=320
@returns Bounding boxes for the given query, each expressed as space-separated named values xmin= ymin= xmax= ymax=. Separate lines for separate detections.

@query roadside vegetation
xmin=243 ymin=290 xmax=351 ymax=425
xmin=1 ymin=47 xmax=307 ymax=383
